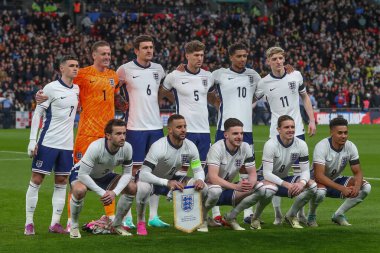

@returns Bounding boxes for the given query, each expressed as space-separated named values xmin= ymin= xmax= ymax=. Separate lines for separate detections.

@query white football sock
xmin=51 ymin=184 xmax=67 ymax=226
xmin=149 ymin=194 xmax=159 ymax=220
xmin=287 ymin=183 xmax=317 ymax=217
xmin=113 ymin=194 xmax=134 ymax=226
xmin=70 ymin=195 xmax=84 ymax=228
xmin=308 ymin=188 xmax=326 ymax=216
xmin=26 ymin=181 xmax=41 ymax=225
xmin=229 ymin=191 xmax=261 ymax=219
xmin=136 ymin=181 xmax=151 ymax=222
xmin=335 ymin=183 xmax=371 ymax=216
xmin=272 ymin=196 xmax=282 ymax=218
xmin=212 ymin=206 xmax=221 ymax=218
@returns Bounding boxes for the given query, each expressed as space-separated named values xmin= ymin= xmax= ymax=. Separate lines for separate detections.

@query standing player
xmin=25 ymin=56 xmax=79 ymax=235
xmin=252 ymin=115 xmax=317 ymax=229
xmin=36 ymin=41 xmax=126 ymax=230
xmin=163 ymin=40 xmax=214 ymax=166
xmin=255 ymin=46 xmax=316 ymax=225
xmin=308 ymin=117 xmax=371 ymax=227
xmin=210 ymin=43 xmax=261 ymax=224
xmin=69 ymin=119 xmax=136 ymax=238
xmin=135 ymin=114 xmax=207 ymax=235
xmin=116 ymin=35 xmax=168 ymax=228
xmin=200 ymin=118 xmax=267 ymax=232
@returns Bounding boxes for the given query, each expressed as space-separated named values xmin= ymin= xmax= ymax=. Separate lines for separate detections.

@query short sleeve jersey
xmin=212 ymin=68 xmax=261 ymax=132
xmin=117 ymin=60 xmax=165 ymax=130
xmin=206 ymin=140 xmax=255 ymax=183
xmin=313 ymin=138 xmax=359 ymax=180
xmin=163 ymin=68 xmax=213 ymax=133
xmin=255 ymin=71 xmax=306 ymax=138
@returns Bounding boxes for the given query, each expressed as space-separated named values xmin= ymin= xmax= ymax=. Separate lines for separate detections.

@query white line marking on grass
xmin=0 ymin=158 xmax=29 ymax=161
xmin=365 ymin=177 xmax=380 ymax=181
xmin=0 ymin=151 xmax=27 ymax=155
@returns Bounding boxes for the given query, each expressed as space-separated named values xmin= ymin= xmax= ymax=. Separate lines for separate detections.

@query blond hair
xmin=266 ymin=46 xmax=285 ymax=59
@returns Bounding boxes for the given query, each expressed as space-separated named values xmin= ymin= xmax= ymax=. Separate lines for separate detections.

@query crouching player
xmin=135 ymin=114 xmax=207 ymax=235
xmin=201 ymin=118 xmax=267 ymax=232
xmin=68 ymin=119 xmax=136 ymax=238
xmin=253 ymin=115 xmax=317 ymax=229
xmin=307 ymin=117 xmax=371 ymax=226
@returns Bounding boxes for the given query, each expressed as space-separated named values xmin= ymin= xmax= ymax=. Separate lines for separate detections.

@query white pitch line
xmin=364 ymin=177 xmax=380 ymax=181
xmin=0 ymin=150 xmax=27 ymax=155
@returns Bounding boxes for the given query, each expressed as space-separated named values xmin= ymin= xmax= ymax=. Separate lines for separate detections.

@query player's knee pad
xmin=262 ymin=184 xmax=278 ymax=199
xmin=314 ymin=188 xmax=327 ymax=203
xmin=207 ymin=185 xmax=222 ymax=201
xmin=360 ymin=181 xmax=371 ymax=198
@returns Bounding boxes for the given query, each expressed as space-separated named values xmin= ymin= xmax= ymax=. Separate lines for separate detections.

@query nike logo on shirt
xmin=133 ymin=76 xmax=139 ymax=78
xmin=182 ymin=82 xmax=189 ymax=84
xmin=270 ymin=88 xmax=276 ymax=91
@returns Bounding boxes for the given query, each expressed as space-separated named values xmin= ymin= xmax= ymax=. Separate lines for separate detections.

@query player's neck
xmin=225 ymin=141 xmax=238 ymax=154
xmin=331 ymin=139 xmax=344 ymax=151
xmin=185 ymin=64 xmax=200 ymax=74
xmin=230 ymin=65 xmax=245 ymax=73
xmin=168 ymin=135 xmax=183 ymax=148
xmin=93 ymin=64 xmax=107 ymax=72
xmin=106 ymin=141 xmax=120 ymax=154
xmin=279 ymin=135 xmax=293 ymax=146
xmin=136 ymin=58 xmax=151 ymax=68
xmin=271 ymin=68 xmax=285 ymax=78
xmin=60 ymin=76 xmax=73 ymax=87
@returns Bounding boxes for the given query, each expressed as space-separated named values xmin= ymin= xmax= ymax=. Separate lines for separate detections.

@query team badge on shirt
xmin=288 ymin=81 xmax=296 ymax=94
xmin=181 ymin=194 xmax=194 ymax=212
xmin=291 ymin=153 xmax=299 ymax=161
xmin=235 ymin=159 xmax=242 ymax=167
xmin=181 ymin=154 xmax=189 ymax=164
xmin=109 ymin=78 xmax=115 ymax=86
xmin=76 ymin=152 xmax=82 ymax=160
xmin=202 ymin=78 xmax=208 ymax=88
xmin=153 ymin=72 xmax=159 ymax=81
xmin=248 ymin=75 xmax=254 ymax=84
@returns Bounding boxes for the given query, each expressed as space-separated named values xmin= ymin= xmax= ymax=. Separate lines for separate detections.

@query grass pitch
xmin=0 ymin=125 xmax=379 ymax=253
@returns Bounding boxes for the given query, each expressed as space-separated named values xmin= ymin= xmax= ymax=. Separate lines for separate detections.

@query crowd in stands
xmin=0 ymin=0 xmax=379 ymax=115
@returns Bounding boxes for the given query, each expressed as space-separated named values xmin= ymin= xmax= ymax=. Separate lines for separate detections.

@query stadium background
xmin=0 ymin=0 xmax=379 ymax=252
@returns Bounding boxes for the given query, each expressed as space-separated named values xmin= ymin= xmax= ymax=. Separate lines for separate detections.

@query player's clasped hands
xmin=193 ymin=179 xmax=205 ymax=191
xmin=167 ymin=180 xmax=184 ymax=192
xmin=236 ymin=179 xmax=253 ymax=192
xmin=289 ymin=182 xmax=305 ymax=197
xmin=101 ymin=190 xmax=116 ymax=206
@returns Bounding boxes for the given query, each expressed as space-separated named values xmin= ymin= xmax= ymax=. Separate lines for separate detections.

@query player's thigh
xmin=276 ymin=175 xmax=300 ymax=198
xmin=121 ymin=180 xmax=137 ymax=195
xmin=234 ymin=181 xmax=264 ymax=204
xmin=215 ymin=189 xmax=235 ymax=206
xmin=147 ymin=129 xmax=164 ymax=148
xmin=187 ymin=132 xmax=211 ymax=163
xmin=54 ymin=149 xmax=74 ymax=177
xmin=126 ymin=130 xmax=151 ymax=165
xmin=73 ymin=135 xmax=98 ymax=163
xmin=326 ymin=176 xmax=351 ymax=198
xmin=31 ymin=145 xmax=59 ymax=176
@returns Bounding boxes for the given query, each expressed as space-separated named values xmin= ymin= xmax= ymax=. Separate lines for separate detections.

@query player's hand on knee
xmin=348 ymin=185 xmax=360 ymax=198
xmin=193 ymin=179 xmax=205 ymax=191
xmin=101 ymin=190 xmax=116 ymax=205
xmin=341 ymin=186 xmax=352 ymax=198
xmin=290 ymin=182 xmax=304 ymax=196
xmin=27 ymin=140 xmax=37 ymax=158
xmin=236 ymin=180 xmax=253 ymax=192
xmin=167 ymin=180 xmax=184 ymax=192
xmin=35 ymin=90 xmax=48 ymax=104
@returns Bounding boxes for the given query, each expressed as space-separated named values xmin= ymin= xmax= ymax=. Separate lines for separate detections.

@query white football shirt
xmin=261 ymin=136 xmax=309 ymax=185
xmin=163 ymin=67 xmax=213 ymax=133
xmin=141 ymin=137 xmax=201 ymax=180
xmin=212 ymin=68 xmax=261 ymax=132
xmin=313 ymin=138 xmax=359 ymax=180
xmin=206 ymin=140 xmax=255 ymax=184
xmin=255 ymin=71 xmax=306 ymax=138
xmin=117 ymin=60 xmax=165 ymax=130
xmin=37 ymin=79 xmax=79 ymax=150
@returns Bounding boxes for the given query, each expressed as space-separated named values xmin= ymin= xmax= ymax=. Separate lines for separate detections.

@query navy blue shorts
xmin=31 ymin=144 xmax=73 ymax=176
xmin=69 ymin=165 xmax=120 ymax=190
xmin=326 ymin=176 xmax=351 ymax=199
xmin=215 ymin=130 xmax=254 ymax=145
xmin=276 ymin=176 xmax=300 ymax=198
xmin=126 ymin=129 xmax=164 ymax=165
xmin=216 ymin=189 xmax=234 ymax=206
xmin=186 ymin=132 xmax=211 ymax=164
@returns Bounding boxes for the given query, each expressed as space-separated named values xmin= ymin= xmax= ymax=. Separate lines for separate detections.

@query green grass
xmin=0 ymin=125 xmax=379 ymax=253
